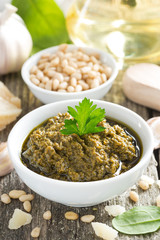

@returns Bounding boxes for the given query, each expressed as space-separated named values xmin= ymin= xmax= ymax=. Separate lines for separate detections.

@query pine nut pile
xmin=29 ymin=44 xmax=112 ymax=93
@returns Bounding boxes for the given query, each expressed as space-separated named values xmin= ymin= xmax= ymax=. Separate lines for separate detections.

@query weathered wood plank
xmin=0 ymin=71 xmax=160 ymax=240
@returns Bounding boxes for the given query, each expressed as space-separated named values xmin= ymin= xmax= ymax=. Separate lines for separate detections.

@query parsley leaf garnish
xmin=60 ymin=98 xmax=106 ymax=136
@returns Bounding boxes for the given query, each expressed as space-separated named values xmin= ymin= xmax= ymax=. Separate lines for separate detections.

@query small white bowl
xmin=21 ymin=45 xmax=118 ymax=104
xmin=8 ymin=100 xmax=153 ymax=207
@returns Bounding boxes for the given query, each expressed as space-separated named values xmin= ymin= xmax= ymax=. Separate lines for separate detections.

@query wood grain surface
xmin=0 ymin=71 xmax=160 ymax=240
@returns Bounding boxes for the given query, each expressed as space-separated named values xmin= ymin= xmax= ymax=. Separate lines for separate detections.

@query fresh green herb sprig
xmin=60 ymin=98 xmax=106 ymax=136
xmin=112 ymin=206 xmax=160 ymax=235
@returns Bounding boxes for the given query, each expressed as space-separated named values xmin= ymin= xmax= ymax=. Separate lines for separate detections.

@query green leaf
xmin=60 ymin=119 xmax=79 ymax=135
xmin=12 ymin=0 xmax=71 ymax=53
xmin=60 ymin=98 xmax=106 ymax=136
xmin=112 ymin=206 xmax=160 ymax=235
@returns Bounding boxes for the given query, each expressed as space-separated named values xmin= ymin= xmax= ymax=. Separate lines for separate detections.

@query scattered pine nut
xmin=129 ymin=191 xmax=139 ymax=202
xmin=80 ymin=215 xmax=95 ymax=223
xmin=43 ymin=210 xmax=52 ymax=220
xmin=156 ymin=195 xmax=160 ymax=207
xmin=9 ymin=190 xmax=26 ymax=199
xmin=138 ymin=180 xmax=149 ymax=190
xmin=23 ymin=201 xmax=31 ymax=212
xmin=19 ymin=194 xmax=34 ymax=202
xmin=64 ymin=211 xmax=79 ymax=220
xmin=1 ymin=193 xmax=11 ymax=204
xmin=31 ymin=227 xmax=40 ymax=238
xmin=140 ymin=175 xmax=154 ymax=185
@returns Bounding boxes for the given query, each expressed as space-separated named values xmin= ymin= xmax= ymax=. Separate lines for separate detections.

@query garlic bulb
xmin=0 ymin=4 xmax=32 ymax=75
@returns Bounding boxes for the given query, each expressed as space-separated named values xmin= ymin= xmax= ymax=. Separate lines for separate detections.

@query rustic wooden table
xmin=0 ymin=70 xmax=160 ymax=240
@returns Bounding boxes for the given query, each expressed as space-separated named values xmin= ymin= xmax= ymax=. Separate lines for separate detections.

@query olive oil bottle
xmin=66 ymin=0 xmax=160 ymax=67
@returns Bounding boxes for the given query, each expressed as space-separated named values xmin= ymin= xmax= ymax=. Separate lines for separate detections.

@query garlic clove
xmin=122 ymin=63 xmax=160 ymax=111
xmin=147 ymin=117 xmax=160 ymax=149
xmin=0 ymin=142 xmax=14 ymax=177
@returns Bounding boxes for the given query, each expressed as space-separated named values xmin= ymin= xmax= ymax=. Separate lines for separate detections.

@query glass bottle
xmin=66 ymin=0 xmax=160 ymax=68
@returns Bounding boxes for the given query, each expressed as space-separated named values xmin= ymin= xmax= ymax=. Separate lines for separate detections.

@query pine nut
xmin=57 ymin=89 xmax=66 ymax=92
xmin=1 ymin=193 xmax=11 ymax=204
xmin=43 ymin=210 xmax=52 ymax=220
xmin=30 ymin=65 xmax=38 ymax=74
xmin=75 ymin=84 xmax=82 ymax=92
xmin=93 ymin=64 xmax=100 ymax=71
xmin=71 ymin=72 xmax=82 ymax=80
xmin=45 ymin=81 xmax=52 ymax=91
xmin=36 ymin=71 xmax=44 ymax=81
xmin=37 ymin=58 xmax=48 ymax=65
xmin=31 ymin=78 xmax=40 ymax=86
xmin=39 ymin=83 xmax=45 ymax=88
xmin=90 ymin=56 xmax=98 ymax=64
xmin=64 ymin=66 xmax=76 ymax=75
xmin=129 ymin=191 xmax=139 ymax=202
xmin=46 ymin=70 xmax=55 ymax=78
xmin=70 ymin=77 xmax=77 ymax=87
xmin=65 ymin=211 xmax=79 ymax=220
xmin=67 ymin=86 xmax=75 ymax=92
xmin=59 ymin=81 xmax=68 ymax=90
xmin=19 ymin=194 xmax=34 ymax=202
xmin=104 ymin=66 xmax=112 ymax=79
xmin=58 ymin=43 xmax=68 ymax=52
xmin=51 ymin=57 xmax=60 ymax=66
xmin=81 ymin=66 xmax=91 ymax=74
xmin=101 ymin=73 xmax=107 ymax=82
xmin=52 ymin=79 xmax=59 ymax=90
xmin=88 ymin=71 xmax=98 ymax=78
xmin=78 ymin=80 xmax=89 ymax=90
xmin=156 ymin=195 xmax=160 ymax=207
xmin=81 ymin=215 xmax=95 ymax=223
xmin=42 ymin=76 xmax=49 ymax=84
xmin=9 ymin=190 xmax=26 ymax=199
xmin=57 ymin=51 xmax=64 ymax=58
xmin=41 ymin=53 xmax=51 ymax=59
xmin=54 ymin=73 xmax=64 ymax=82
xmin=138 ymin=180 xmax=149 ymax=190
xmin=62 ymin=59 xmax=68 ymax=68
xmin=23 ymin=200 xmax=31 ymax=212
xmin=90 ymin=79 xmax=100 ymax=89
xmin=38 ymin=63 xmax=46 ymax=70
xmin=31 ymin=227 xmax=40 ymax=238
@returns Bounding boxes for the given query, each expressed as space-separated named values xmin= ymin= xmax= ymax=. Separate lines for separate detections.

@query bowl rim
xmin=21 ymin=45 xmax=118 ymax=96
xmin=8 ymin=99 xmax=154 ymax=186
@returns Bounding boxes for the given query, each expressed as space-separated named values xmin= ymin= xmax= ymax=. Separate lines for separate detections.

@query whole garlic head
xmin=0 ymin=4 xmax=33 ymax=74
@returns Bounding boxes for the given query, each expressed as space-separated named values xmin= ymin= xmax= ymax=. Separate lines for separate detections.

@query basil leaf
xmin=12 ymin=0 xmax=70 ymax=53
xmin=112 ymin=206 xmax=160 ymax=235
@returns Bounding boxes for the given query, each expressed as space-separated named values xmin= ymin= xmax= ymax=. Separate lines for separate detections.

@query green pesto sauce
xmin=21 ymin=113 xmax=142 ymax=182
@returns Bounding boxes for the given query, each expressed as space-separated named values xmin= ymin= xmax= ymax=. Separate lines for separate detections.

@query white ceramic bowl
xmin=8 ymin=100 xmax=154 ymax=207
xmin=21 ymin=45 xmax=118 ymax=104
